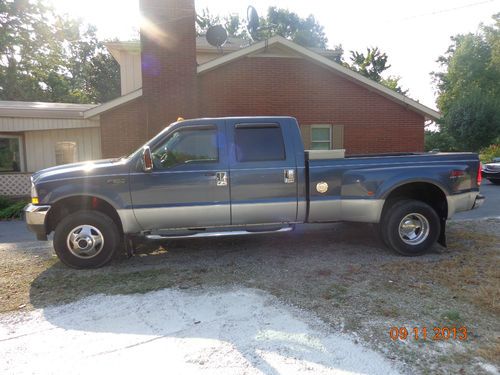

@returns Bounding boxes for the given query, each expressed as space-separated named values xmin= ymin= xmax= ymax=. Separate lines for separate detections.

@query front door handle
xmin=284 ymin=169 xmax=295 ymax=184
xmin=215 ymin=171 xmax=228 ymax=186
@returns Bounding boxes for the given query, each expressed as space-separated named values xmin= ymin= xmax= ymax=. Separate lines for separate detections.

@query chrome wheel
xmin=398 ymin=213 xmax=429 ymax=245
xmin=66 ymin=225 xmax=104 ymax=259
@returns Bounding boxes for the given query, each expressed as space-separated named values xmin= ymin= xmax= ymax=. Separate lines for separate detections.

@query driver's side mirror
xmin=142 ymin=146 xmax=153 ymax=172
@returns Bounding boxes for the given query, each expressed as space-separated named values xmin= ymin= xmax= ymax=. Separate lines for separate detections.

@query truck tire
xmin=381 ymin=199 xmax=440 ymax=256
xmin=53 ymin=210 xmax=120 ymax=269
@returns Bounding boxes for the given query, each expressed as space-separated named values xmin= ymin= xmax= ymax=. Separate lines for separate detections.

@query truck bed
xmin=305 ymin=151 xmax=480 ymax=223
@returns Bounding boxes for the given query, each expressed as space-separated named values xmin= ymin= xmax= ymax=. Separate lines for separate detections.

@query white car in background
xmin=482 ymin=157 xmax=500 ymax=185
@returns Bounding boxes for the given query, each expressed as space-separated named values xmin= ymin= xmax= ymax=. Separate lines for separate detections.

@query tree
xmin=349 ymin=47 xmax=407 ymax=94
xmin=424 ymin=129 xmax=458 ymax=152
xmin=196 ymin=6 xmax=343 ymax=58
xmin=256 ymin=7 xmax=328 ymax=49
xmin=0 ymin=0 xmax=120 ymax=103
xmin=433 ymin=13 xmax=500 ymax=151
xmin=196 ymin=7 xmax=408 ymax=90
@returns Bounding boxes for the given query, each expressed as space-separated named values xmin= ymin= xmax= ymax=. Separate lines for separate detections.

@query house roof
xmin=88 ymin=36 xmax=440 ymax=121
xmin=0 ymin=100 xmax=97 ymax=119
xmin=83 ymin=89 xmax=143 ymax=119
xmin=105 ymin=36 xmax=342 ymax=56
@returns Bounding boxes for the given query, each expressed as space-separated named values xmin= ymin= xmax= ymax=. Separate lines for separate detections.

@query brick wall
xmin=140 ymin=0 xmax=198 ymax=137
xmin=100 ymin=98 xmax=148 ymax=158
xmin=100 ymin=0 xmax=424 ymax=157
xmin=198 ymin=57 xmax=424 ymax=154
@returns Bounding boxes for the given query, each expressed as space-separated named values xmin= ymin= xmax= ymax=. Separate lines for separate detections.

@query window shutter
xmin=300 ymin=125 xmax=311 ymax=149
xmin=332 ymin=125 xmax=344 ymax=149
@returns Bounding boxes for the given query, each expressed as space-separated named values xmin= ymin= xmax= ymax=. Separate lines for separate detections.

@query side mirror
xmin=142 ymin=146 xmax=153 ymax=172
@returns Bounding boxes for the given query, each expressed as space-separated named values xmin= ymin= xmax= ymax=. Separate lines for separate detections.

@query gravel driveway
xmin=0 ymin=288 xmax=401 ymax=375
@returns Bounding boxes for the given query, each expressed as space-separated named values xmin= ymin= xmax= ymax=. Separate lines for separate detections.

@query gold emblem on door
xmin=316 ymin=182 xmax=329 ymax=193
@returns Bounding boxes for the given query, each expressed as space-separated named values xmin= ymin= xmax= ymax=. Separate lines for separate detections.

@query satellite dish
xmin=247 ymin=5 xmax=259 ymax=39
xmin=206 ymin=25 xmax=228 ymax=48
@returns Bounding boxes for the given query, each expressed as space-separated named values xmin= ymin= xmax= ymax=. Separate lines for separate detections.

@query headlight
xmin=31 ymin=180 xmax=39 ymax=204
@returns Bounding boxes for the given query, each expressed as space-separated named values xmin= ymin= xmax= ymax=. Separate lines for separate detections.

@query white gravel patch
xmin=0 ymin=288 xmax=401 ymax=375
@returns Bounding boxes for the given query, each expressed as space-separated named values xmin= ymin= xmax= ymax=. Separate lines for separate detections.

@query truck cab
xmin=129 ymin=117 xmax=305 ymax=232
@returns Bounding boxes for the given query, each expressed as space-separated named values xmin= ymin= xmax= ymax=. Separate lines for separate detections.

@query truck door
xmin=130 ymin=120 xmax=230 ymax=231
xmin=226 ymin=119 xmax=298 ymax=225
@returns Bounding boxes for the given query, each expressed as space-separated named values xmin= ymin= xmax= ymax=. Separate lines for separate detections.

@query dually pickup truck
xmin=25 ymin=117 xmax=484 ymax=268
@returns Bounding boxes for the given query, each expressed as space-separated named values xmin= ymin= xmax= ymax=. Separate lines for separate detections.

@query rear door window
xmin=234 ymin=124 xmax=285 ymax=162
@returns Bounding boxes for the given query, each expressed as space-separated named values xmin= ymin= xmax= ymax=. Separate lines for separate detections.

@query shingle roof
xmin=0 ymin=100 xmax=97 ymax=119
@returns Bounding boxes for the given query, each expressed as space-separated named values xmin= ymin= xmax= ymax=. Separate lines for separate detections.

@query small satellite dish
xmin=247 ymin=6 xmax=260 ymax=41
xmin=206 ymin=25 xmax=228 ymax=48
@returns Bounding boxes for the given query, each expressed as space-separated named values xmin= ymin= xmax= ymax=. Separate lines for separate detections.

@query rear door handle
xmin=215 ymin=172 xmax=228 ymax=186
xmin=284 ymin=169 xmax=295 ymax=183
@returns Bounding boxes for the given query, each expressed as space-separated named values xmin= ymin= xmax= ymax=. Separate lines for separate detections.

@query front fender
xmin=37 ymin=175 xmax=130 ymax=210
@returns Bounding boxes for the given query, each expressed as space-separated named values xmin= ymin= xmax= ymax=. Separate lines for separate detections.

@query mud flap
xmin=438 ymin=218 xmax=447 ymax=247
xmin=124 ymin=236 xmax=135 ymax=258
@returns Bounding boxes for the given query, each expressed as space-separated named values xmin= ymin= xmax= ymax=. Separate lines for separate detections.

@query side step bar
xmin=145 ymin=226 xmax=293 ymax=240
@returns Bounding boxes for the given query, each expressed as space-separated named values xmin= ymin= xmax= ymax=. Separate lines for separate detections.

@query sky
xmin=48 ymin=0 xmax=500 ymax=110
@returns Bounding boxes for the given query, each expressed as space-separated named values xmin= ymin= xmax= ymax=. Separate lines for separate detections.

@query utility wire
xmin=388 ymin=0 xmax=498 ymax=23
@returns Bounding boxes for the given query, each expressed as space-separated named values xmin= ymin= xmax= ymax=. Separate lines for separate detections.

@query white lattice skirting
xmin=0 ymin=173 xmax=31 ymax=197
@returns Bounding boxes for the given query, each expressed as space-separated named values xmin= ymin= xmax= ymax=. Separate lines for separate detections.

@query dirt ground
xmin=0 ymin=219 xmax=499 ymax=374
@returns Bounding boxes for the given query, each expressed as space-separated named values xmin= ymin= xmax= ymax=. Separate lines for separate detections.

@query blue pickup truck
xmin=25 ymin=117 xmax=484 ymax=268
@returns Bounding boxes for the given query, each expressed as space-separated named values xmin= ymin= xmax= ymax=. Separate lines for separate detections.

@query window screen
xmin=234 ymin=125 xmax=286 ymax=162
xmin=152 ymin=127 xmax=218 ymax=169
xmin=55 ymin=142 xmax=77 ymax=165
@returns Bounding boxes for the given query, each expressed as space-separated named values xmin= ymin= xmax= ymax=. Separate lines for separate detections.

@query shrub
xmin=0 ymin=198 xmax=29 ymax=220
xmin=479 ymin=144 xmax=500 ymax=163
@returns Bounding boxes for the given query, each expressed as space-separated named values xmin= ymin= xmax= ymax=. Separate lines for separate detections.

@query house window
xmin=311 ymin=125 xmax=332 ymax=150
xmin=55 ymin=142 xmax=77 ymax=165
xmin=0 ymin=135 xmax=22 ymax=172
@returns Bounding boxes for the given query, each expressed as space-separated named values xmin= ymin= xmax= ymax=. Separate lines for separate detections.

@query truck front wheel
xmin=53 ymin=210 xmax=120 ymax=268
xmin=381 ymin=199 xmax=440 ymax=256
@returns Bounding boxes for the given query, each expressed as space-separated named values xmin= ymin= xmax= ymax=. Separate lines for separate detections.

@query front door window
xmin=152 ymin=127 xmax=218 ymax=169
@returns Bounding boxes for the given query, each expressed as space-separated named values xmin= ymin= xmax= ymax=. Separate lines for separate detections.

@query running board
xmin=145 ymin=226 xmax=293 ymax=240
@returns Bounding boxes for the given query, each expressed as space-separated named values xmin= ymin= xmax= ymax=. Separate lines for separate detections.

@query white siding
xmin=118 ymin=51 xmax=142 ymax=95
xmin=24 ymin=128 xmax=102 ymax=172
xmin=0 ymin=117 xmax=99 ymax=131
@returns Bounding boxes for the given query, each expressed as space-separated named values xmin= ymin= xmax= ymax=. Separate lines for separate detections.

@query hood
xmin=32 ymin=158 xmax=130 ymax=184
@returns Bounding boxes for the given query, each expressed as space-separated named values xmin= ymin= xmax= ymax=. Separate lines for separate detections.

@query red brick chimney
xmin=140 ymin=0 xmax=198 ymax=136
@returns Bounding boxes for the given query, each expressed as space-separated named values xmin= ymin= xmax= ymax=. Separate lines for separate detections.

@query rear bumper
xmin=24 ymin=204 xmax=51 ymax=241
xmin=446 ymin=191 xmax=483 ymax=218
xmin=473 ymin=194 xmax=485 ymax=210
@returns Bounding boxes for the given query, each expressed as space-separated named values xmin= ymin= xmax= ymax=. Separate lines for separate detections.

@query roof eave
xmin=84 ymin=89 xmax=143 ymax=119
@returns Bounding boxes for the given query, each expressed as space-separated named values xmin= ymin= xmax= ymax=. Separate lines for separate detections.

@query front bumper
xmin=24 ymin=204 xmax=51 ymax=241
xmin=482 ymin=170 xmax=500 ymax=180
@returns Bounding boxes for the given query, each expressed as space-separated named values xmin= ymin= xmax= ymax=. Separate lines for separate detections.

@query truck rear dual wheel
xmin=53 ymin=210 xmax=120 ymax=269
xmin=380 ymin=199 xmax=440 ymax=256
